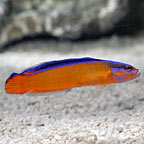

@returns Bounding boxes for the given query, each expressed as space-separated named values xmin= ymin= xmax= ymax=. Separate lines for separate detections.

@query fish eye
xmin=124 ymin=66 xmax=133 ymax=72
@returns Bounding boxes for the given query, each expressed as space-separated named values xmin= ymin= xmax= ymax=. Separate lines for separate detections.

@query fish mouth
xmin=135 ymin=69 xmax=141 ymax=76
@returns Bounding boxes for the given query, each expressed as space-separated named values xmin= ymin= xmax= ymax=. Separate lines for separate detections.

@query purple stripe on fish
xmin=111 ymin=68 xmax=136 ymax=82
xmin=21 ymin=58 xmax=127 ymax=76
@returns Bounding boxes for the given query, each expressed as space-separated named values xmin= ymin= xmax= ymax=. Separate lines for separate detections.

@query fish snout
xmin=135 ymin=69 xmax=140 ymax=76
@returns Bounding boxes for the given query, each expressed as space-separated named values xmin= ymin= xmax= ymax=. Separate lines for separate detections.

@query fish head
xmin=108 ymin=62 xmax=140 ymax=83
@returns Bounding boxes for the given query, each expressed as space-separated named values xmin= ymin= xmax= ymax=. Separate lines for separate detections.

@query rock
xmin=0 ymin=0 xmax=6 ymax=35
xmin=0 ymin=0 xmax=143 ymax=47
xmin=0 ymin=0 xmax=128 ymax=46
xmin=113 ymin=0 xmax=144 ymax=36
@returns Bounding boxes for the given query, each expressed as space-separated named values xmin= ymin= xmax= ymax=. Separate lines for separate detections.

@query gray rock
xmin=0 ymin=0 xmax=6 ymax=35
xmin=0 ymin=0 xmax=144 ymax=47
xmin=0 ymin=0 xmax=128 ymax=46
xmin=112 ymin=0 xmax=144 ymax=36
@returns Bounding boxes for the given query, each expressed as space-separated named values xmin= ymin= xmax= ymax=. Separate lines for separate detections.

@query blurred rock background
xmin=0 ymin=0 xmax=144 ymax=48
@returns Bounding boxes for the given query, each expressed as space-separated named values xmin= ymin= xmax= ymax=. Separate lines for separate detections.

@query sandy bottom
xmin=0 ymin=36 xmax=144 ymax=143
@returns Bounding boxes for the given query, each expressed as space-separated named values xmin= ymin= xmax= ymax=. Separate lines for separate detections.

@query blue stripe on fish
xmin=5 ymin=73 xmax=19 ymax=85
xmin=111 ymin=67 xmax=135 ymax=82
xmin=6 ymin=58 xmax=127 ymax=78
xmin=21 ymin=57 xmax=128 ymax=76
xmin=21 ymin=57 xmax=96 ymax=74
xmin=21 ymin=57 xmax=99 ymax=76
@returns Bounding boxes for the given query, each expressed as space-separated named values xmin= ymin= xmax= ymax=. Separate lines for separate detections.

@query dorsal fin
xmin=5 ymin=73 xmax=19 ymax=85
xmin=21 ymin=57 xmax=101 ymax=75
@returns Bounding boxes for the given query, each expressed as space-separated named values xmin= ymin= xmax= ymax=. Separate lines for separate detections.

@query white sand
xmin=0 ymin=36 xmax=144 ymax=143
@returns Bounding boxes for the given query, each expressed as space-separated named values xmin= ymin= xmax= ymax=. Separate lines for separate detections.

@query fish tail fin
xmin=5 ymin=73 xmax=28 ymax=94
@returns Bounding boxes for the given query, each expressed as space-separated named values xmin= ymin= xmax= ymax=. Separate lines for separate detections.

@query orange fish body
xmin=5 ymin=57 xmax=140 ymax=94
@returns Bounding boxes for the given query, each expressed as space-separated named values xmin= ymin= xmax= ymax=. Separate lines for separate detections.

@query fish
xmin=5 ymin=57 xmax=140 ymax=94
